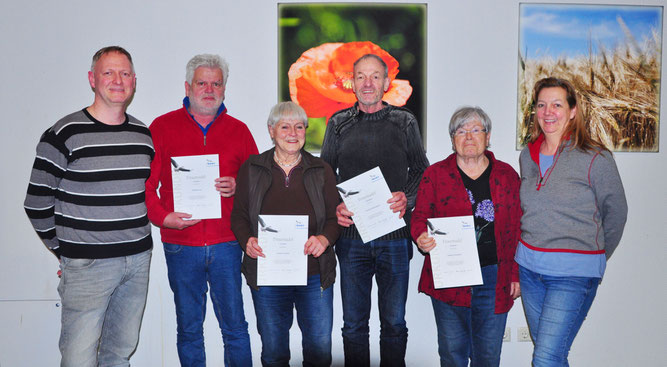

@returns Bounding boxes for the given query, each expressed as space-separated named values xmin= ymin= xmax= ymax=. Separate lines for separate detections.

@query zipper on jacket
xmin=535 ymin=146 xmax=562 ymax=191
xmin=204 ymin=135 xmax=207 ymax=146
xmin=536 ymin=160 xmax=544 ymax=191
xmin=279 ymin=166 xmax=299 ymax=187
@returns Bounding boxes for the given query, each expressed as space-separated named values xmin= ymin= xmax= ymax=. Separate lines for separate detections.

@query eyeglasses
xmin=453 ymin=128 xmax=487 ymax=137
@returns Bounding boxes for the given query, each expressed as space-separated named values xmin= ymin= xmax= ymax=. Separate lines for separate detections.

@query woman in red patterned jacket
xmin=411 ymin=106 xmax=522 ymax=367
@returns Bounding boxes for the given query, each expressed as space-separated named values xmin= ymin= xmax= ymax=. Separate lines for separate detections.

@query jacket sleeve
xmin=507 ymin=168 xmax=522 ymax=282
xmin=319 ymin=163 xmax=341 ymax=246
xmin=410 ymin=165 xmax=435 ymax=246
xmin=403 ymin=116 xmax=429 ymax=209
xmin=589 ymin=151 xmax=628 ymax=260
xmin=320 ymin=116 xmax=339 ymax=181
xmin=241 ymin=127 xmax=259 ymax=168
xmin=230 ymin=161 xmax=254 ymax=251
xmin=145 ymin=121 xmax=170 ymax=227
xmin=23 ymin=129 xmax=67 ymax=258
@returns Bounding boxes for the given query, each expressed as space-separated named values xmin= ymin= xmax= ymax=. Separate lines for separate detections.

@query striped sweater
xmin=24 ymin=109 xmax=155 ymax=259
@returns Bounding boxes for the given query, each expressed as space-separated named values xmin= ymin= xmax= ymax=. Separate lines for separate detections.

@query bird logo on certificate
xmin=427 ymin=216 xmax=483 ymax=289
xmin=336 ymin=166 xmax=405 ymax=243
xmin=171 ymin=154 xmax=221 ymax=220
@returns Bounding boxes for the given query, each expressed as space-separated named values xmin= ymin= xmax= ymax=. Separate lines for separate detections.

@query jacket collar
xmin=354 ymin=101 xmax=393 ymax=121
xmin=252 ymin=147 xmax=323 ymax=171
xmin=183 ymin=96 xmax=227 ymax=118
xmin=333 ymin=102 xmax=393 ymax=135
xmin=443 ymin=149 xmax=498 ymax=168
xmin=527 ymin=133 xmax=572 ymax=164
xmin=182 ymin=97 xmax=227 ymax=134
xmin=527 ymin=134 xmax=545 ymax=165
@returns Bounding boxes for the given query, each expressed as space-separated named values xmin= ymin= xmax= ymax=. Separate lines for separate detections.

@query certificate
xmin=337 ymin=166 xmax=405 ymax=243
xmin=171 ymin=154 xmax=221 ymax=220
xmin=257 ymin=215 xmax=308 ymax=286
xmin=427 ymin=216 xmax=483 ymax=289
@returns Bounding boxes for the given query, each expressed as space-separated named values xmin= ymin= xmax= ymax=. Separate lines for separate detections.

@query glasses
xmin=453 ymin=127 xmax=487 ymax=137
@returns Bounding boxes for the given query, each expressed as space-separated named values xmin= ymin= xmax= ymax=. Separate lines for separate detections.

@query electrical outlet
xmin=502 ymin=327 xmax=511 ymax=342
xmin=518 ymin=326 xmax=531 ymax=342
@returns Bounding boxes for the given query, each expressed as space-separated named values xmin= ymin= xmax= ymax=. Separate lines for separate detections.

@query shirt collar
xmin=183 ymin=97 xmax=226 ymax=135
xmin=183 ymin=96 xmax=226 ymax=120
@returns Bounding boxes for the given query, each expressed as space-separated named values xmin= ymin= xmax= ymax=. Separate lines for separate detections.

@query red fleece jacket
xmin=146 ymin=106 xmax=258 ymax=246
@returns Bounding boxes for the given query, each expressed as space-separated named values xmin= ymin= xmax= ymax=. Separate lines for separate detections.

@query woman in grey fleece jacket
xmin=516 ymin=77 xmax=627 ymax=366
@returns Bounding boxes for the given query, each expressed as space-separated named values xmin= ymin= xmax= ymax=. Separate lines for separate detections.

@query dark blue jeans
xmin=430 ymin=264 xmax=508 ymax=367
xmin=163 ymin=241 xmax=252 ymax=367
xmin=250 ymin=274 xmax=333 ymax=367
xmin=336 ymin=237 xmax=410 ymax=367
xmin=519 ymin=265 xmax=599 ymax=367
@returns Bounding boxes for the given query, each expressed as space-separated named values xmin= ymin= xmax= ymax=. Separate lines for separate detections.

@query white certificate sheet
xmin=171 ymin=154 xmax=221 ymax=220
xmin=257 ymin=215 xmax=308 ymax=286
xmin=337 ymin=166 xmax=405 ymax=243
xmin=427 ymin=216 xmax=483 ymax=289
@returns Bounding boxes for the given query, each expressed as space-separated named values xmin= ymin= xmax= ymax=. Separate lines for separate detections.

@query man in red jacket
xmin=146 ymin=54 xmax=257 ymax=366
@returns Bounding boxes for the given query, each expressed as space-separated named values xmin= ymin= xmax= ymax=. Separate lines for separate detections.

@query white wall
xmin=0 ymin=0 xmax=664 ymax=365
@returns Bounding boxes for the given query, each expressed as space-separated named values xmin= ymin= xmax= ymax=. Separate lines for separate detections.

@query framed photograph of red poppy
xmin=279 ymin=3 xmax=427 ymax=151
xmin=517 ymin=4 xmax=662 ymax=152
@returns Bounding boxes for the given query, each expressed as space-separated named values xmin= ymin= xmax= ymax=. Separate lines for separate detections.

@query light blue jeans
xmin=430 ymin=264 xmax=508 ymax=367
xmin=57 ymin=250 xmax=151 ymax=367
xmin=163 ymin=241 xmax=251 ymax=367
xmin=519 ymin=265 xmax=599 ymax=367
xmin=250 ymin=274 xmax=333 ymax=367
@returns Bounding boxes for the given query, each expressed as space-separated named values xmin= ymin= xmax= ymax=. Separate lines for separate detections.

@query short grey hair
xmin=353 ymin=54 xmax=388 ymax=78
xmin=448 ymin=106 xmax=492 ymax=137
xmin=186 ymin=54 xmax=229 ymax=86
xmin=267 ymin=101 xmax=308 ymax=129
xmin=91 ymin=46 xmax=134 ymax=73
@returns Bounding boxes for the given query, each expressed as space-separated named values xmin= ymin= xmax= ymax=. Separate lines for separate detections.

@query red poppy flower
xmin=288 ymin=41 xmax=413 ymax=120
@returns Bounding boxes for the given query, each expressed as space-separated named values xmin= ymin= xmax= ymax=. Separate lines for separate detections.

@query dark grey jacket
xmin=320 ymin=102 xmax=429 ymax=243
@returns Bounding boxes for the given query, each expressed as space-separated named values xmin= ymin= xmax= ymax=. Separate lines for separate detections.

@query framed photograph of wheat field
xmin=279 ymin=3 xmax=427 ymax=152
xmin=517 ymin=4 xmax=663 ymax=152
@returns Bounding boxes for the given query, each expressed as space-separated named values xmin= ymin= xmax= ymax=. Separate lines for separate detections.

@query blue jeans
xmin=430 ymin=264 xmax=508 ymax=367
xmin=250 ymin=274 xmax=333 ymax=367
xmin=519 ymin=265 xmax=599 ymax=367
xmin=163 ymin=241 xmax=251 ymax=367
xmin=336 ymin=237 xmax=410 ymax=367
xmin=57 ymin=250 xmax=151 ymax=367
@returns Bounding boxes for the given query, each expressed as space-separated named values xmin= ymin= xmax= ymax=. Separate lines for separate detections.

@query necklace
xmin=274 ymin=152 xmax=301 ymax=168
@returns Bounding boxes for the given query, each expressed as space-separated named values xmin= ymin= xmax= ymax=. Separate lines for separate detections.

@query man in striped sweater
xmin=24 ymin=46 xmax=154 ymax=367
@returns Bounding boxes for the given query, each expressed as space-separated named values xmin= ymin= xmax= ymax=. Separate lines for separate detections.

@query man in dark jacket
xmin=320 ymin=54 xmax=429 ymax=367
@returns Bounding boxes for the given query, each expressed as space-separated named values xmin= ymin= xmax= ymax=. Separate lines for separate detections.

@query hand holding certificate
xmin=257 ymin=215 xmax=308 ymax=286
xmin=426 ymin=216 xmax=483 ymax=289
xmin=336 ymin=167 xmax=406 ymax=243
xmin=171 ymin=154 xmax=221 ymax=220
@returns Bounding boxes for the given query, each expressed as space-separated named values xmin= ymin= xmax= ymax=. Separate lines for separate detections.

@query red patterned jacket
xmin=410 ymin=151 xmax=521 ymax=313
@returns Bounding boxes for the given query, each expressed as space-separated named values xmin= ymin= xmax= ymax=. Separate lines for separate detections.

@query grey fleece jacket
xmin=519 ymin=136 xmax=628 ymax=259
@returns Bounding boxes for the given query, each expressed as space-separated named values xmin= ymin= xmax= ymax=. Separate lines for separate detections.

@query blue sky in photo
xmin=520 ymin=4 xmax=662 ymax=59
